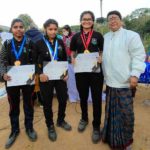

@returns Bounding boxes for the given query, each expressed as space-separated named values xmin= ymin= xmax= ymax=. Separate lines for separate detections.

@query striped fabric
xmin=102 ymin=86 xmax=134 ymax=149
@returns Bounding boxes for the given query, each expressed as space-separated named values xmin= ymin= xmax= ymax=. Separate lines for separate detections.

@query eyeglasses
xmin=82 ymin=18 xmax=93 ymax=22
xmin=108 ymin=17 xmax=120 ymax=22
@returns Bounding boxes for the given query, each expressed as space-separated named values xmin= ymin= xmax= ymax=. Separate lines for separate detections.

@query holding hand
xmin=40 ymin=74 xmax=49 ymax=82
xmin=130 ymin=76 xmax=138 ymax=89
xmin=3 ymin=74 xmax=11 ymax=81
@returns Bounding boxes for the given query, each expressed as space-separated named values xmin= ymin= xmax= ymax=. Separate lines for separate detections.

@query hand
xmin=97 ymin=55 xmax=102 ymax=64
xmin=63 ymin=75 xmax=68 ymax=81
xmin=39 ymin=74 xmax=49 ymax=82
xmin=130 ymin=76 xmax=138 ymax=89
xmin=3 ymin=74 xmax=11 ymax=81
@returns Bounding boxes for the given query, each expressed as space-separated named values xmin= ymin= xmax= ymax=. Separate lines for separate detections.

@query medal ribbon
xmin=80 ymin=30 xmax=93 ymax=50
xmin=43 ymin=37 xmax=58 ymax=61
xmin=11 ymin=36 xmax=26 ymax=60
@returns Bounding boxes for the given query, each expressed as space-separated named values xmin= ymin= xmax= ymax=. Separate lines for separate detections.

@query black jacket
xmin=36 ymin=36 xmax=67 ymax=74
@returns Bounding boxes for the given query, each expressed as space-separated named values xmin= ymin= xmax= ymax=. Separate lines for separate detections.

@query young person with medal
xmin=0 ymin=19 xmax=37 ymax=149
xmin=70 ymin=11 xmax=104 ymax=143
xmin=36 ymin=19 xmax=72 ymax=142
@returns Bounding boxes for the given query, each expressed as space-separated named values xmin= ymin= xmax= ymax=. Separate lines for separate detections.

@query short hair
xmin=107 ymin=10 xmax=122 ymax=20
xmin=43 ymin=19 xmax=58 ymax=29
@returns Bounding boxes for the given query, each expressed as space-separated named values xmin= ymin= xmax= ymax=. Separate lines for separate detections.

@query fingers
xmin=3 ymin=74 xmax=11 ymax=81
xmin=40 ymin=74 xmax=49 ymax=82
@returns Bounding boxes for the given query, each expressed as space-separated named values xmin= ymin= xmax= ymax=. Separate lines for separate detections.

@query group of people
xmin=0 ymin=10 xmax=146 ymax=150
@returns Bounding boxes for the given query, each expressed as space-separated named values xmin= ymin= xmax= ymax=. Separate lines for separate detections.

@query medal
xmin=11 ymin=36 xmax=26 ymax=66
xmin=81 ymin=30 xmax=93 ymax=53
xmin=14 ymin=60 xmax=21 ymax=66
xmin=43 ymin=37 xmax=58 ymax=61
xmin=84 ymin=50 xmax=90 ymax=53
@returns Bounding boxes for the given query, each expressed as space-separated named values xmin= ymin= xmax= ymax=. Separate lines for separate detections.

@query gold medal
xmin=14 ymin=60 xmax=21 ymax=66
xmin=84 ymin=50 xmax=90 ymax=54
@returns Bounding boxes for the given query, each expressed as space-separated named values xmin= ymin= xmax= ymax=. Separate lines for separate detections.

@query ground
xmin=0 ymin=84 xmax=150 ymax=150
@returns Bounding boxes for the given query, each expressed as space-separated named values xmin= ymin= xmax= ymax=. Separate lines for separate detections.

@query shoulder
xmin=122 ymin=28 xmax=140 ymax=39
xmin=72 ymin=32 xmax=81 ymax=38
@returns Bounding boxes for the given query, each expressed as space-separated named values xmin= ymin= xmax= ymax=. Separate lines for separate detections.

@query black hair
xmin=62 ymin=25 xmax=72 ymax=36
xmin=10 ymin=18 xmax=24 ymax=32
xmin=80 ymin=11 xmax=95 ymax=31
xmin=43 ymin=19 xmax=58 ymax=29
xmin=107 ymin=10 xmax=122 ymax=20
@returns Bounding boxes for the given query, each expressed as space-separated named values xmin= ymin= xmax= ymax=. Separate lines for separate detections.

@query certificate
xmin=7 ymin=65 xmax=35 ymax=87
xmin=74 ymin=52 xmax=101 ymax=73
xmin=43 ymin=61 xmax=68 ymax=80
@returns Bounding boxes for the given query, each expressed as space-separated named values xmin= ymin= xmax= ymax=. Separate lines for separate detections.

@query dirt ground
xmin=0 ymin=84 xmax=150 ymax=150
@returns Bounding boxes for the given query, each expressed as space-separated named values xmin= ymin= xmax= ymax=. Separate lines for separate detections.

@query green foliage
xmin=18 ymin=14 xmax=37 ymax=31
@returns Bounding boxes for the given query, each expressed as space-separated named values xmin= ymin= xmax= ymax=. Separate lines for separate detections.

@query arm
xmin=0 ymin=41 xmax=11 ymax=81
xmin=128 ymin=33 xmax=146 ymax=88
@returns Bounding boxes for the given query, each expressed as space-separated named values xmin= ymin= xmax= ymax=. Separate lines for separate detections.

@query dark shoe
xmin=48 ymin=125 xmax=57 ymax=141
xmin=26 ymin=129 xmax=37 ymax=142
xmin=5 ymin=131 xmax=20 ymax=149
xmin=57 ymin=121 xmax=72 ymax=131
xmin=92 ymin=129 xmax=101 ymax=144
xmin=78 ymin=119 xmax=88 ymax=132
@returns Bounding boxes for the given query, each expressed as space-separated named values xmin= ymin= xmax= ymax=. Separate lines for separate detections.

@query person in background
xmin=0 ymin=18 xmax=37 ymax=149
xmin=62 ymin=25 xmax=79 ymax=102
xmin=26 ymin=23 xmax=43 ymax=107
xmin=70 ymin=11 xmax=104 ymax=143
xmin=102 ymin=10 xmax=146 ymax=150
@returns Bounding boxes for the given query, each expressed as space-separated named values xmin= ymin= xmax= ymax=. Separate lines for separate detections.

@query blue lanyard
xmin=11 ymin=36 xmax=26 ymax=60
xmin=43 ymin=37 xmax=58 ymax=61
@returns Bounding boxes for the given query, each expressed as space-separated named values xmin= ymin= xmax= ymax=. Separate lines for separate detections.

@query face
xmin=81 ymin=13 xmax=94 ymax=29
xmin=11 ymin=22 xmax=25 ymax=38
xmin=45 ymin=24 xmax=58 ymax=39
xmin=62 ymin=29 xmax=69 ymax=36
xmin=107 ymin=14 xmax=122 ymax=32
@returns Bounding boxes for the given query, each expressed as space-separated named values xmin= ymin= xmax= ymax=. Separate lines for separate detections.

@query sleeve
xmin=128 ymin=33 xmax=146 ymax=78
xmin=0 ymin=42 xmax=8 ymax=81
xmin=35 ymin=41 xmax=43 ymax=75
xmin=29 ymin=40 xmax=38 ymax=74
xmin=60 ymin=40 xmax=67 ymax=61
xmin=70 ymin=34 xmax=77 ymax=52
xmin=97 ymin=33 xmax=104 ymax=51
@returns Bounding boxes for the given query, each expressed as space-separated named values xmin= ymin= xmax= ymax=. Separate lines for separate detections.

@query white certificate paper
xmin=74 ymin=52 xmax=100 ymax=73
xmin=7 ymin=65 xmax=35 ymax=87
xmin=43 ymin=61 xmax=68 ymax=80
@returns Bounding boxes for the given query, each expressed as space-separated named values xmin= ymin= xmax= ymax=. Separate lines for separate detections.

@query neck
xmin=14 ymin=36 xmax=23 ymax=42
xmin=83 ymin=28 xmax=92 ymax=33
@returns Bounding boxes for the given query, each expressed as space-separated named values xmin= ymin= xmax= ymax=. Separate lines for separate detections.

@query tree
xmin=18 ymin=14 xmax=37 ymax=30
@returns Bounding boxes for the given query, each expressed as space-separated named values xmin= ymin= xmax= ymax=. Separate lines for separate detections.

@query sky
xmin=0 ymin=0 xmax=150 ymax=28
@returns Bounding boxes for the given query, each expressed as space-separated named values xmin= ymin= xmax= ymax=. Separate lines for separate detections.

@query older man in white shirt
xmin=102 ymin=10 xmax=146 ymax=150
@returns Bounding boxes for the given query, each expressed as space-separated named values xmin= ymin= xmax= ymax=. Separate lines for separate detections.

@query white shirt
xmin=102 ymin=27 xmax=146 ymax=88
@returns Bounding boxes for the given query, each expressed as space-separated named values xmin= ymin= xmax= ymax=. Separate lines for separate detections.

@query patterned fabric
xmin=102 ymin=86 xmax=134 ymax=149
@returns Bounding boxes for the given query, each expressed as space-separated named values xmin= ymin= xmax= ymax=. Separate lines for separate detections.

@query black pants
xmin=75 ymin=72 xmax=103 ymax=129
xmin=40 ymin=80 xmax=68 ymax=128
xmin=6 ymin=85 xmax=34 ymax=132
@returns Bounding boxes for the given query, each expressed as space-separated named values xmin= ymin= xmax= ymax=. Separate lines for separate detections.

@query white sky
xmin=0 ymin=0 xmax=150 ymax=28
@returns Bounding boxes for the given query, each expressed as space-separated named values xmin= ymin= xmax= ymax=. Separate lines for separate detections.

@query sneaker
xmin=57 ymin=121 xmax=72 ymax=131
xmin=26 ymin=129 xmax=37 ymax=142
xmin=92 ymin=129 xmax=101 ymax=144
xmin=78 ymin=119 xmax=88 ymax=132
xmin=48 ymin=125 xmax=57 ymax=141
xmin=5 ymin=130 xmax=20 ymax=149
